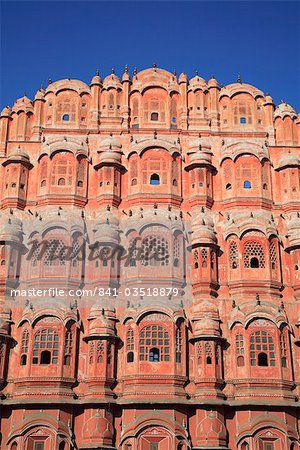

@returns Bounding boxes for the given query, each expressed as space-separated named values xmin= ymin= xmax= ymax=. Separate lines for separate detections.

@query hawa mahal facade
xmin=0 ymin=66 xmax=300 ymax=450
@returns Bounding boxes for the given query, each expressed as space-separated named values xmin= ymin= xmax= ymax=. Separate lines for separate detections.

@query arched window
xmin=41 ymin=179 xmax=46 ymax=187
xmin=149 ymin=347 xmax=160 ymax=362
xmin=139 ymin=325 xmax=170 ymax=361
xmin=151 ymin=112 xmax=159 ymax=121
xmin=241 ymin=442 xmax=249 ymax=450
xmin=51 ymin=153 xmax=74 ymax=186
xmin=141 ymin=235 xmax=169 ymax=267
xmin=40 ymin=350 xmax=51 ymax=364
xmin=97 ymin=341 xmax=105 ymax=363
xmin=150 ymin=173 xmax=160 ymax=185
xmin=127 ymin=328 xmax=134 ymax=362
xmin=229 ymin=241 xmax=239 ymax=269
xmin=243 ymin=180 xmax=251 ymax=189
xmin=250 ymin=330 xmax=275 ymax=367
xmin=226 ymin=183 xmax=232 ymax=190
xmin=131 ymin=178 xmax=137 ymax=186
xmin=64 ymin=328 xmax=73 ymax=365
xmin=62 ymin=114 xmax=70 ymax=121
xmin=175 ymin=326 xmax=182 ymax=363
xmin=205 ymin=342 xmax=213 ymax=364
xmin=201 ymin=248 xmax=208 ymax=268
xmin=20 ymin=329 xmax=29 ymax=365
xmin=269 ymin=240 xmax=277 ymax=270
xmin=280 ymin=332 xmax=287 ymax=368
xmin=44 ymin=239 xmax=66 ymax=266
xmin=10 ymin=443 xmax=17 ymax=450
xmin=244 ymin=241 xmax=265 ymax=268
xmin=127 ymin=351 xmax=134 ymax=363
xmin=193 ymin=249 xmax=199 ymax=269
xmin=236 ymin=333 xmax=245 ymax=366
xmin=32 ymin=329 xmax=59 ymax=365
xmin=258 ymin=352 xmax=268 ymax=366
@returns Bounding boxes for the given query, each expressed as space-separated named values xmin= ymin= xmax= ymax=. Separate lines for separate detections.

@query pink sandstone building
xmin=0 ymin=66 xmax=300 ymax=450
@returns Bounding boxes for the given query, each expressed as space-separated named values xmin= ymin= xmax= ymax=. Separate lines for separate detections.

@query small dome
xmin=207 ymin=76 xmax=219 ymax=87
xmin=178 ymin=72 xmax=188 ymax=83
xmin=90 ymin=71 xmax=102 ymax=86
xmin=1 ymin=106 xmax=11 ymax=117
xmin=265 ymin=94 xmax=274 ymax=104
xmin=88 ymin=305 xmax=115 ymax=337
xmin=8 ymin=147 xmax=30 ymax=162
xmin=274 ymin=102 xmax=297 ymax=119
xmin=189 ymin=73 xmax=206 ymax=89
xmin=93 ymin=208 xmax=120 ymax=243
xmin=12 ymin=96 xmax=33 ymax=113
xmin=34 ymin=89 xmax=45 ymax=101
xmin=192 ymin=226 xmax=217 ymax=245
xmin=194 ymin=317 xmax=220 ymax=337
xmin=277 ymin=153 xmax=300 ymax=169
xmin=99 ymin=151 xmax=121 ymax=165
xmin=103 ymin=72 xmax=122 ymax=89
xmin=189 ymin=151 xmax=212 ymax=166
xmin=0 ymin=217 xmax=23 ymax=243
xmin=82 ymin=411 xmax=113 ymax=442
xmin=99 ymin=135 xmax=122 ymax=150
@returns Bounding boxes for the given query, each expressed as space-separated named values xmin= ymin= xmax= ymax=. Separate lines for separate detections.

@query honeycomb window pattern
xmin=139 ymin=325 xmax=170 ymax=361
xmin=250 ymin=331 xmax=275 ymax=366
xmin=140 ymin=235 xmax=169 ymax=266
xmin=44 ymin=239 xmax=66 ymax=266
xmin=244 ymin=241 xmax=265 ymax=268
xmin=269 ymin=241 xmax=277 ymax=270
xmin=229 ymin=241 xmax=239 ymax=269
xmin=32 ymin=329 xmax=59 ymax=365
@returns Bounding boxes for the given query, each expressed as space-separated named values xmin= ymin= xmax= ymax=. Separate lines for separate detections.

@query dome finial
xmin=152 ymin=63 xmax=157 ymax=68
xmin=124 ymin=64 xmax=128 ymax=73
xmin=133 ymin=67 xmax=137 ymax=76
xmin=111 ymin=68 xmax=115 ymax=74
xmin=48 ymin=78 xmax=52 ymax=84
xmin=195 ymin=70 xmax=199 ymax=76
xmin=96 ymin=69 xmax=100 ymax=76
xmin=237 ymin=74 xmax=242 ymax=83
xmin=211 ymin=74 xmax=215 ymax=79
xmin=173 ymin=69 xmax=177 ymax=76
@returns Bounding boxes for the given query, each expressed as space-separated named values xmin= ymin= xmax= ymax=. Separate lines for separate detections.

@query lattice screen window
xmin=44 ymin=239 xmax=66 ymax=266
xmin=77 ymin=157 xmax=86 ymax=187
xmin=233 ymin=100 xmax=253 ymax=125
xmin=64 ymin=330 xmax=73 ymax=365
xmin=139 ymin=325 xmax=170 ymax=361
xmin=269 ymin=241 xmax=277 ymax=270
xmin=142 ymin=158 xmax=167 ymax=185
xmin=89 ymin=341 xmax=95 ymax=364
xmin=140 ymin=235 xmax=169 ymax=267
xmin=170 ymin=97 xmax=177 ymax=124
xmin=51 ymin=156 xmax=73 ymax=186
xmin=243 ymin=241 xmax=265 ymax=268
xmin=32 ymin=329 xmax=59 ymax=365
xmin=229 ymin=241 xmax=239 ymax=269
xmin=201 ymin=248 xmax=208 ymax=268
xmin=215 ymin=344 xmax=221 ymax=365
xmin=280 ymin=333 xmax=287 ymax=367
xmin=31 ymin=241 xmax=40 ymax=267
xmin=250 ymin=330 xmax=275 ymax=366
xmin=236 ymin=333 xmax=245 ymax=366
xmin=107 ymin=343 xmax=112 ymax=364
xmin=197 ymin=341 xmax=203 ymax=364
xmin=97 ymin=341 xmax=105 ymax=363
xmin=127 ymin=328 xmax=134 ymax=351
xmin=71 ymin=239 xmax=81 ymax=267
xmin=205 ymin=342 xmax=213 ymax=364
xmin=143 ymin=97 xmax=166 ymax=122
xmin=193 ymin=249 xmax=199 ymax=269
xmin=56 ymin=97 xmax=76 ymax=122
xmin=173 ymin=236 xmax=180 ymax=267
xmin=175 ymin=327 xmax=182 ymax=363
xmin=236 ymin=162 xmax=258 ymax=191
xmin=20 ymin=329 xmax=29 ymax=365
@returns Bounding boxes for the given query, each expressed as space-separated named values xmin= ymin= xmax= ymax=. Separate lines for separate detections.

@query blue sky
xmin=1 ymin=1 xmax=300 ymax=110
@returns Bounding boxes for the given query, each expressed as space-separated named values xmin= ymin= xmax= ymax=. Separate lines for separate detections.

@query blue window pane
xmin=150 ymin=174 xmax=160 ymax=185
xmin=244 ymin=180 xmax=251 ymax=189
xmin=62 ymin=114 xmax=70 ymax=121
xmin=240 ymin=117 xmax=246 ymax=124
